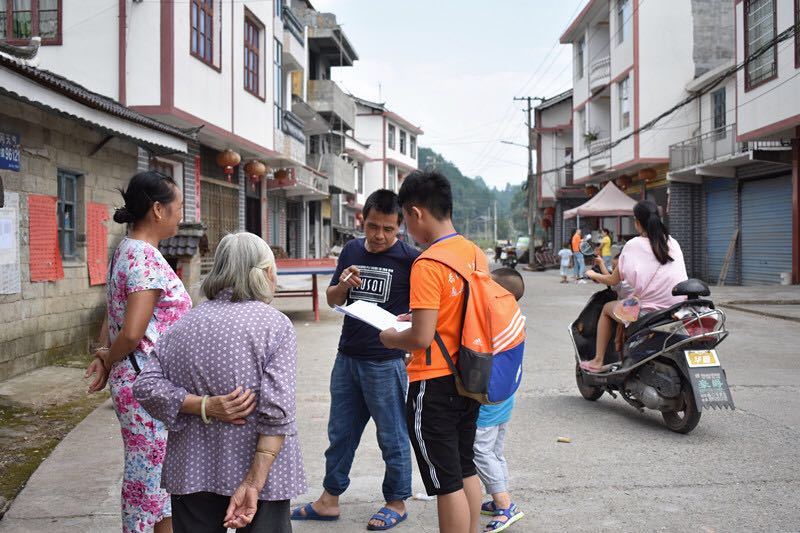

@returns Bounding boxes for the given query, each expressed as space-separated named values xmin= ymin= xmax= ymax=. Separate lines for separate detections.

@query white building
xmin=560 ymin=0 xmax=733 ymax=222
xmin=3 ymin=0 xmax=358 ymax=260
xmin=329 ymin=95 xmax=422 ymax=246
xmin=667 ymin=0 xmax=798 ymax=285
xmin=533 ymin=90 xmax=579 ymax=247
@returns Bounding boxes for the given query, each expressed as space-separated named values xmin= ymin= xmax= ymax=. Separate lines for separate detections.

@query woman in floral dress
xmin=84 ymin=170 xmax=189 ymax=532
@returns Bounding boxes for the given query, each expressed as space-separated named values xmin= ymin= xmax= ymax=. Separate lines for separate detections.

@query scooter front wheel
xmin=575 ymin=363 xmax=604 ymax=401
xmin=662 ymin=383 xmax=702 ymax=434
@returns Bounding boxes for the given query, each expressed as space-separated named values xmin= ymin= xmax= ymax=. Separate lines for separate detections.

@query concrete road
xmin=1 ymin=268 xmax=798 ymax=532
xmin=289 ymin=269 xmax=800 ymax=533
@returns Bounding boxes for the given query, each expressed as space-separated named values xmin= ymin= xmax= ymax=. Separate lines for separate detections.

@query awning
xmin=563 ymin=181 xmax=636 ymax=219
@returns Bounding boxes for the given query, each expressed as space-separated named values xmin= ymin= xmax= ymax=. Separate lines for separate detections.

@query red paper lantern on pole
xmin=616 ymin=175 xmax=631 ymax=190
xmin=216 ymin=149 xmax=241 ymax=182
xmin=585 ymin=185 xmax=599 ymax=197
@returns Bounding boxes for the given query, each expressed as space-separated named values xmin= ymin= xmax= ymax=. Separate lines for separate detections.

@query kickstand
xmin=608 ymin=390 xmax=618 ymax=399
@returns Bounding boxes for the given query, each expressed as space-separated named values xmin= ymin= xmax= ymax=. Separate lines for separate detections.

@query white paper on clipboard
xmin=334 ymin=300 xmax=412 ymax=332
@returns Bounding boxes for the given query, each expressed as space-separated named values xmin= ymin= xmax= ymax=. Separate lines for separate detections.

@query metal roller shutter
xmin=705 ymin=179 xmax=737 ymax=284
xmin=740 ymin=175 xmax=793 ymax=285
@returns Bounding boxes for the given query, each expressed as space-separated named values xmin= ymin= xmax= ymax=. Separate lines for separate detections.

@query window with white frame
xmin=618 ymin=75 xmax=630 ymax=130
xmin=410 ymin=135 xmax=417 ymax=159
xmin=617 ymin=0 xmax=631 ymax=44
xmin=744 ymin=0 xmax=777 ymax=89
xmin=388 ymin=164 xmax=397 ymax=191
xmin=274 ymin=38 xmax=283 ymax=128
xmin=576 ymin=37 xmax=585 ymax=78
xmin=388 ymin=124 xmax=396 ymax=150
xmin=712 ymin=88 xmax=726 ymax=131
xmin=357 ymin=165 xmax=364 ymax=194
xmin=274 ymin=0 xmax=282 ymax=17
xmin=578 ymin=108 xmax=586 ymax=149
xmin=399 ymin=131 xmax=407 ymax=155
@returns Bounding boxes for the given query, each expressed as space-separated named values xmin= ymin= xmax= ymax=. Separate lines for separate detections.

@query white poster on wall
xmin=0 ymin=191 xmax=21 ymax=294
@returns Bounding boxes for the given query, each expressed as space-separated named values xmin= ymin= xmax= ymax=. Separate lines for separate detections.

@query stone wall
xmin=0 ymin=95 xmax=138 ymax=381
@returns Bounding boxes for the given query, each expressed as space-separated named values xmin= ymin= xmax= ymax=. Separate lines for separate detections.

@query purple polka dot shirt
xmin=133 ymin=288 xmax=307 ymax=501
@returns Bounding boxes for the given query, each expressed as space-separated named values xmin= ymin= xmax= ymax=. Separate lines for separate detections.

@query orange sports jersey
xmin=407 ymin=234 xmax=487 ymax=382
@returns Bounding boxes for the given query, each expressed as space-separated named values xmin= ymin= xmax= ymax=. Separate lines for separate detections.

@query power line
xmin=536 ymin=21 xmax=799 ymax=179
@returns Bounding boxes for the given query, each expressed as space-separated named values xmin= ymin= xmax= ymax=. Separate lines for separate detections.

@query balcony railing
xmin=282 ymin=110 xmax=305 ymax=142
xmin=282 ymin=6 xmax=304 ymax=44
xmin=668 ymin=123 xmax=789 ymax=172
xmin=589 ymin=56 xmax=611 ymax=92
xmin=588 ymin=137 xmax=612 ymax=170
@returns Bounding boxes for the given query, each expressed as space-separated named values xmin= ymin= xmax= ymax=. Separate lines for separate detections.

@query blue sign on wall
xmin=0 ymin=132 xmax=21 ymax=172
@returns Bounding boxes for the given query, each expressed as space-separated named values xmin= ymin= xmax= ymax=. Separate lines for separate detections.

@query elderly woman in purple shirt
xmin=134 ymin=232 xmax=306 ymax=532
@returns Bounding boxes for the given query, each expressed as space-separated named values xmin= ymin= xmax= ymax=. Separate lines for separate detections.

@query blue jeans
xmin=323 ymin=353 xmax=412 ymax=502
xmin=573 ymin=252 xmax=585 ymax=278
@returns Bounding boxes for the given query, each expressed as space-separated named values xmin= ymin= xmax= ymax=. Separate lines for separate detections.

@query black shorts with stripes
xmin=406 ymin=373 xmax=481 ymax=496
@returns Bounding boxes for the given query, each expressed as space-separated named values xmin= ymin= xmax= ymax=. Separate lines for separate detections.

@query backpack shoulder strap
xmin=417 ymin=242 xmax=485 ymax=281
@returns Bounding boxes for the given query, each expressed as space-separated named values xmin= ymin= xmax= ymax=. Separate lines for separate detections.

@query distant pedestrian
xmin=557 ymin=242 xmax=573 ymax=284
xmin=474 ymin=267 xmax=526 ymax=533
xmin=84 ymin=171 xmax=191 ymax=533
xmin=571 ymin=228 xmax=585 ymax=280
xmin=134 ymin=232 xmax=306 ymax=533
xmin=599 ymin=228 xmax=613 ymax=270
xmin=292 ymin=190 xmax=418 ymax=531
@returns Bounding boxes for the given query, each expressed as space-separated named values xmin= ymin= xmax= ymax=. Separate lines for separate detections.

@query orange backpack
xmin=419 ymin=243 xmax=525 ymax=405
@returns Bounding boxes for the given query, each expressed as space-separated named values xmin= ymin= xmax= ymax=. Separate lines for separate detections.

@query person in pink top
xmin=581 ymin=200 xmax=687 ymax=372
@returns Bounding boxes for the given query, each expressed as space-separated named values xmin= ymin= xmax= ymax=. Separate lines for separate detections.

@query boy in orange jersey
xmin=380 ymin=170 xmax=484 ymax=533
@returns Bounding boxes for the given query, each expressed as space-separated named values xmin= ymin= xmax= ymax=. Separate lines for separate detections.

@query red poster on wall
xmin=194 ymin=154 xmax=201 ymax=221
xmin=28 ymin=194 xmax=63 ymax=282
xmin=86 ymin=203 xmax=110 ymax=285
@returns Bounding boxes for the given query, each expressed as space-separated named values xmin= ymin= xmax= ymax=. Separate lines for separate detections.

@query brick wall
xmin=0 ymin=95 xmax=139 ymax=380
xmin=183 ymin=142 xmax=199 ymax=223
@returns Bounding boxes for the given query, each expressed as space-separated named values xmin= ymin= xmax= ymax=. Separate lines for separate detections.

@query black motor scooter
xmin=569 ymin=248 xmax=734 ymax=433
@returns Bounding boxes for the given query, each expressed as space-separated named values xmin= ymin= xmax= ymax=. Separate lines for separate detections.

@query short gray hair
xmin=202 ymin=232 xmax=277 ymax=303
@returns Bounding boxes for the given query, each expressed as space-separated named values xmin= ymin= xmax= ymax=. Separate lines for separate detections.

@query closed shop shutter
xmin=705 ymin=179 xmax=737 ymax=284
xmin=740 ymin=175 xmax=792 ymax=285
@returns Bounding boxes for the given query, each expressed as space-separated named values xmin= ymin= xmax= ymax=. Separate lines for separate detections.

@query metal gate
xmin=704 ymin=178 xmax=737 ymax=284
xmin=201 ymin=179 xmax=240 ymax=254
xmin=740 ymin=175 xmax=792 ymax=285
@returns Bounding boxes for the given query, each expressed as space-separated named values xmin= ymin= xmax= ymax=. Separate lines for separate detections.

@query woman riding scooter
xmin=580 ymin=200 xmax=688 ymax=373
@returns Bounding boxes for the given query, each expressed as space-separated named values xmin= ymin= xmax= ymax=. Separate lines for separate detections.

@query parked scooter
xmin=568 ymin=277 xmax=734 ymax=433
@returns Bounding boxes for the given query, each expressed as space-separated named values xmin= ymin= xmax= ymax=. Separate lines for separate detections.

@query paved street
xmin=2 ymin=268 xmax=800 ymax=532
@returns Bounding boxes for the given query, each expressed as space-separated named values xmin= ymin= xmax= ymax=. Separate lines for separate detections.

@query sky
xmin=312 ymin=0 xmax=585 ymax=190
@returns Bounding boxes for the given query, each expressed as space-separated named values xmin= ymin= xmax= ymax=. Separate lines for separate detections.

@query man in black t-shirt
xmin=291 ymin=190 xmax=419 ymax=530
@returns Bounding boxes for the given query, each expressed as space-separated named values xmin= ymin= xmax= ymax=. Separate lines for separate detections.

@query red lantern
xmin=216 ymin=149 xmax=241 ymax=182
xmin=616 ymin=175 xmax=631 ymax=190
xmin=585 ymin=185 xmax=599 ymax=197
xmin=544 ymin=206 xmax=555 ymax=219
xmin=542 ymin=217 xmax=552 ymax=229
xmin=244 ymin=160 xmax=267 ymax=188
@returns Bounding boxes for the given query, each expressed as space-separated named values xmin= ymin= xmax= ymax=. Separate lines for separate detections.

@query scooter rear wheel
xmin=575 ymin=363 xmax=604 ymax=401
xmin=662 ymin=384 xmax=702 ymax=434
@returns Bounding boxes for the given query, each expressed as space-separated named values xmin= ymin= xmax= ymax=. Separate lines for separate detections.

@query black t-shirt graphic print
xmin=330 ymin=238 xmax=420 ymax=360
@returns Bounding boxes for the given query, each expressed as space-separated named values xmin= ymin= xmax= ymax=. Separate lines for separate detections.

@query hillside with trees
xmin=417 ymin=147 xmax=524 ymax=244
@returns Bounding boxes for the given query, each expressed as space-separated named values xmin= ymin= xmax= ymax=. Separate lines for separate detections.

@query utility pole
xmin=493 ymin=200 xmax=497 ymax=244
xmin=514 ymin=96 xmax=545 ymax=267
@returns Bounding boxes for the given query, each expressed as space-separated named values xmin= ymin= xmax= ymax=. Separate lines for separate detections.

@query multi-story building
xmin=668 ymin=0 xmax=799 ymax=285
xmin=533 ymin=90 xmax=583 ymax=248
xmin=322 ymin=95 xmax=422 ymax=246
xmin=3 ymin=0 xmax=357 ymax=262
xmin=560 ymin=0 xmax=734 ymax=231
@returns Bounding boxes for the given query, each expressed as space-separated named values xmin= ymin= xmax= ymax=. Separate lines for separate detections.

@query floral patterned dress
xmin=106 ymin=237 xmax=192 ymax=532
